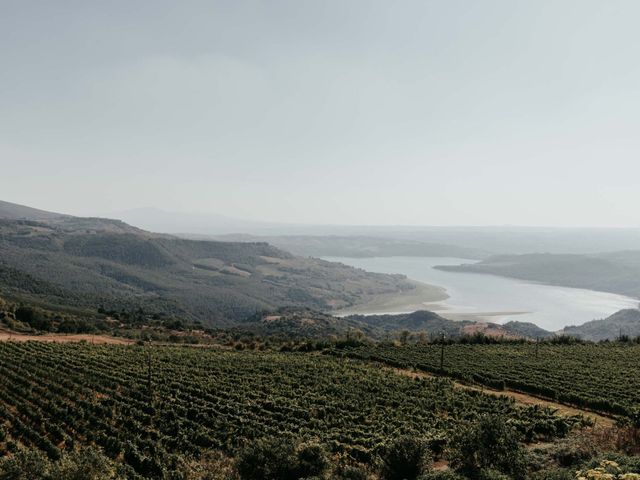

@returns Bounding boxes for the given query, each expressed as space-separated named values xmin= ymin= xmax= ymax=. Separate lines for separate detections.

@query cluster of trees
xmin=96 ymin=306 xmax=194 ymax=331
xmin=0 ymin=298 xmax=209 ymax=342
xmin=2 ymin=305 xmax=107 ymax=334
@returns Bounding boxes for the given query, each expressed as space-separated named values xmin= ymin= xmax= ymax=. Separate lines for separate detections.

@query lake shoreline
xmin=325 ymin=256 xmax=639 ymax=330
xmin=337 ymin=280 xmax=449 ymax=316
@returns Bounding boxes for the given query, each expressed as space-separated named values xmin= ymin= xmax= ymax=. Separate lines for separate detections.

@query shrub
xmin=379 ymin=436 xmax=433 ymax=480
xmin=0 ymin=449 xmax=50 ymax=480
xmin=236 ymin=438 xmax=329 ymax=480
xmin=334 ymin=465 xmax=370 ymax=480
xmin=449 ymin=415 xmax=527 ymax=480
xmin=48 ymin=447 xmax=117 ymax=480
xmin=295 ymin=441 xmax=330 ymax=478
xmin=552 ymin=435 xmax=600 ymax=467
xmin=477 ymin=469 xmax=511 ymax=480
xmin=332 ymin=454 xmax=371 ymax=480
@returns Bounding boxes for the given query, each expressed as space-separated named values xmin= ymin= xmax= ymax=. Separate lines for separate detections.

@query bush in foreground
xmin=236 ymin=438 xmax=329 ymax=480
xmin=0 ymin=447 xmax=118 ymax=480
xmin=449 ymin=415 xmax=527 ymax=480
xmin=379 ymin=435 xmax=433 ymax=480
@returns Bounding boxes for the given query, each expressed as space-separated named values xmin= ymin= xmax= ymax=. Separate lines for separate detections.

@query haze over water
xmin=327 ymin=257 xmax=639 ymax=331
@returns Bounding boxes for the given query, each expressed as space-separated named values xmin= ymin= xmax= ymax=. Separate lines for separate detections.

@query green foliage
xmin=528 ymin=469 xmax=574 ymax=480
xmin=0 ymin=449 xmax=49 ymax=480
xmin=48 ymin=447 xmax=117 ymax=480
xmin=449 ymin=415 xmax=527 ymax=480
xmin=333 ymin=464 xmax=371 ymax=480
xmin=236 ymin=438 xmax=329 ymax=480
xmin=333 ymin=343 xmax=640 ymax=418
xmin=0 ymin=343 xmax=570 ymax=477
xmin=551 ymin=434 xmax=600 ymax=467
xmin=379 ymin=436 xmax=432 ymax=480
xmin=0 ymin=447 xmax=118 ymax=480
xmin=14 ymin=306 xmax=54 ymax=331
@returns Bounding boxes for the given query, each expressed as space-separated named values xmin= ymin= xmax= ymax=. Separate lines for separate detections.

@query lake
xmin=325 ymin=256 xmax=639 ymax=331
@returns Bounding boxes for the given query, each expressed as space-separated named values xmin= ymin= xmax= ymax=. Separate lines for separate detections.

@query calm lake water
xmin=326 ymin=256 xmax=639 ymax=331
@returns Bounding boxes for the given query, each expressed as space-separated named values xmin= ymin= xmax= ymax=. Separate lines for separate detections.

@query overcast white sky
xmin=2 ymin=0 xmax=640 ymax=227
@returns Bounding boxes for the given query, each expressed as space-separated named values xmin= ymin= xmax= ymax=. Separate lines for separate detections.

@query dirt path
xmin=0 ymin=331 xmax=134 ymax=345
xmin=391 ymin=367 xmax=616 ymax=428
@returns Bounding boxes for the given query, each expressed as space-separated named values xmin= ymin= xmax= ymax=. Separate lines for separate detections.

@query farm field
xmin=0 ymin=341 xmax=577 ymax=478
xmin=332 ymin=342 xmax=640 ymax=418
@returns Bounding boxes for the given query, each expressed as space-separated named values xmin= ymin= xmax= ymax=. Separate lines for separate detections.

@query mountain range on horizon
xmin=109 ymin=205 xmax=640 ymax=256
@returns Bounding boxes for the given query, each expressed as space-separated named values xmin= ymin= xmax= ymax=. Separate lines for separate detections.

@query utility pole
xmin=535 ymin=337 xmax=539 ymax=359
xmin=439 ymin=332 xmax=445 ymax=372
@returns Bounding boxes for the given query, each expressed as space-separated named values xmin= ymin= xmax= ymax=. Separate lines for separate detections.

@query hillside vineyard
xmin=333 ymin=343 xmax=640 ymax=418
xmin=0 ymin=342 xmax=578 ymax=478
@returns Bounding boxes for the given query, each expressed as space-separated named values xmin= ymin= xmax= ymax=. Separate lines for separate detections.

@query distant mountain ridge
xmin=110 ymin=207 xmax=282 ymax=236
xmin=209 ymin=234 xmax=488 ymax=260
xmin=111 ymin=206 xmax=640 ymax=255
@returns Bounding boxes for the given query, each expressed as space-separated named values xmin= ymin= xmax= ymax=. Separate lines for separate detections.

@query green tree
xmin=237 ymin=438 xmax=329 ymax=480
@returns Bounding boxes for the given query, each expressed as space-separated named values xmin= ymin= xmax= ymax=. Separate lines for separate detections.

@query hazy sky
xmin=2 ymin=1 xmax=640 ymax=227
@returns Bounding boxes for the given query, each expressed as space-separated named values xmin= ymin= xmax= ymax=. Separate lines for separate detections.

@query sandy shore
xmin=334 ymin=280 xmax=530 ymax=322
xmin=442 ymin=311 xmax=530 ymax=322
xmin=335 ymin=280 xmax=449 ymax=316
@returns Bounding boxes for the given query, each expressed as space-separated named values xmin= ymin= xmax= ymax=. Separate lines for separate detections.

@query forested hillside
xmin=436 ymin=252 xmax=640 ymax=298
xmin=562 ymin=308 xmax=640 ymax=341
xmin=0 ymin=201 xmax=417 ymax=326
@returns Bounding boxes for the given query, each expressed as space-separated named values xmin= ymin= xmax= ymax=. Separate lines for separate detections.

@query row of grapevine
xmin=331 ymin=343 xmax=640 ymax=417
xmin=0 ymin=341 xmax=578 ymax=477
